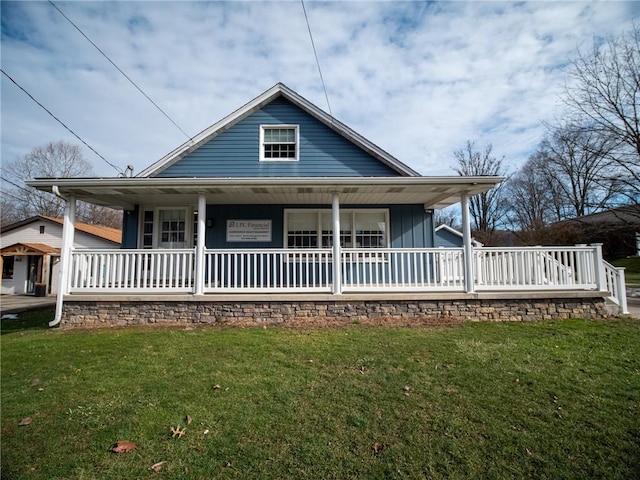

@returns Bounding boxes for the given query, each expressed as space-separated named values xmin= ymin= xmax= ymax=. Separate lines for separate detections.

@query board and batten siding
xmin=122 ymin=204 xmax=434 ymax=249
xmin=155 ymin=98 xmax=401 ymax=178
xmin=0 ymin=220 xmax=118 ymax=250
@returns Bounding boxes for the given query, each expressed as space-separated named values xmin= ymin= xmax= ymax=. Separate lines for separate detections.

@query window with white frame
xmin=260 ymin=125 xmax=299 ymax=161
xmin=140 ymin=207 xmax=193 ymax=249
xmin=285 ymin=209 xmax=388 ymax=249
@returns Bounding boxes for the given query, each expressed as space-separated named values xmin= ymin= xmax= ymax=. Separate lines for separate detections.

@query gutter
xmin=50 ymin=185 xmax=65 ymax=327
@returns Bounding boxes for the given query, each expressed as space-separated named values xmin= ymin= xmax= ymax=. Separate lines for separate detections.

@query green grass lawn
xmin=2 ymin=311 xmax=639 ymax=479
xmin=612 ymin=256 xmax=640 ymax=285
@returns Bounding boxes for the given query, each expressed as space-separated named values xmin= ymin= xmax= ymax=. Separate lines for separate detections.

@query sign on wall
xmin=226 ymin=220 xmax=272 ymax=242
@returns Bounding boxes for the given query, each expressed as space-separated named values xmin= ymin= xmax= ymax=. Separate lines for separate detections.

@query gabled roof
xmin=435 ymin=224 xmax=483 ymax=247
xmin=1 ymin=216 xmax=121 ymax=245
xmin=0 ymin=242 xmax=61 ymax=255
xmin=137 ymin=83 xmax=420 ymax=178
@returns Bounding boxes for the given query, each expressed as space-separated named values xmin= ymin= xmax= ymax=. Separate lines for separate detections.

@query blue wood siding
xmin=156 ymin=98 xmax=400 ymax=177
xmin=435 ymin=228 xmax=463 ymax=247
xmin=122 ymin=204 xmax=434 ymax=249
xmin=121 ymin=207 xmax=138 ymax=248
xmin=388 ymin=205 xmax=434 ymax=248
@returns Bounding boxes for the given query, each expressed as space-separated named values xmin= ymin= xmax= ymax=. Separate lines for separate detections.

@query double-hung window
xmin=260 ymin=125 xmax=299 ymax=161
xmin=285 ymin=209 xmax=388 ymax=250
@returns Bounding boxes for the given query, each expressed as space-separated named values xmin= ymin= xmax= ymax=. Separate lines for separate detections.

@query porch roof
xmin=27 ymin=176 xmax=503 ymax=211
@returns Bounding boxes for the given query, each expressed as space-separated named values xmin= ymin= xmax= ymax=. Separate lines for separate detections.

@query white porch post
xmin=332 ymin=192 xmax=342 ymax=294
xmin=592 ymin=243 xmax=607 ymax=292
xmin=461 ymin=193 xmax=475 ymax=293
xmin=52 ymin=194 xmax=76 ymax=327
xmin=195 ymin=194 xmax=206 ymax=295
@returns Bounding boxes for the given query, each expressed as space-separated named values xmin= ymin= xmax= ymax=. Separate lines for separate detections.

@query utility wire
xmin=1 ymin=175 xmax=34 ymax=195
xmin=1 ymin=68 xmax=123 ymax=175
xmin=300 ymin=0 xmax=333 ymax=121
xmin=49 ymin=0 xmax=194 ymax=143
xmin=0 ymin=189 xmax=25 ymax=203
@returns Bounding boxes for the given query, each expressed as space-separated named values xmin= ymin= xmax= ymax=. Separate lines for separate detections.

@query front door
xmin=26 ymin=255 xmax=39 ymax=294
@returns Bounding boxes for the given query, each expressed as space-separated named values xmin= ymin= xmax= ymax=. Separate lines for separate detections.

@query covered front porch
xmin=27 ymin=176 xmax=629 ymax=326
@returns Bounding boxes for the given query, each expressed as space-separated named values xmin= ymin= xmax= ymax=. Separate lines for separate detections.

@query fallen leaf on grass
xmin=372 ymin=442 xmax=384 ymax=454
xmin=213 ymin=384 xmax=221 ymax=390
xmin=109 ymin=440 xmax=137 ymax=454
xmin=30 ymin=379 xmax=40 ymax=387
xmin=18 ymin=417 xmax=32 ymax=426
xmin=150 ymin=461 xmax=166 ymax=472
xmin=195 ymin=446 xmax=204 ymax=453
xmin=171 ymin=426 xmax=186 ymax=438
xmin=185 ymin=415 xmax=192 ymax=425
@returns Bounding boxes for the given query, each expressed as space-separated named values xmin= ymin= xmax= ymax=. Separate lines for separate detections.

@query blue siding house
xmin=27 ymin=83 xmax=627 ymax=326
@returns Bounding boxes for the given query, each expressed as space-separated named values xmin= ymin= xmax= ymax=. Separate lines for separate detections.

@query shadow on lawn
xmin=0 ymin=308 xmax=54 ymax=335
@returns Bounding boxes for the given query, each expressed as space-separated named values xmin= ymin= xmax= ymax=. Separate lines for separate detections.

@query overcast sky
xmin=1 ymin=1 xmax=638 ymax=179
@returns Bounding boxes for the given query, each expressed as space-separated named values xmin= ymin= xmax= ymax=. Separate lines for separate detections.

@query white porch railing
xmin=474 ymin=246 xmax=597 ymax=290
xmin=204 ymin=248 xmax=332 ymax=292
xmin=603 ymin=261 xmax=629 ymax=314
xmin=341 ymin=248 xmax=465 ymax=292
xmin=69 ymin=249 xmax=195 ymax=293
xmin=67 ymin=245 xmax=627 ymax=312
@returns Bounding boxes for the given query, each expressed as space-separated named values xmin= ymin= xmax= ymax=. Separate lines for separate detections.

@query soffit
xmin=26 ymin=177 xmax=503 ymax=211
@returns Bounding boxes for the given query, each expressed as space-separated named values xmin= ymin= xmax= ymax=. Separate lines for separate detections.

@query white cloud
xmin=1 ymin=1 xmax=638 ymax=178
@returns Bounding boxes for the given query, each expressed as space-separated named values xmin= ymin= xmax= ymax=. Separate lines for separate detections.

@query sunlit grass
xmin=2 ymin=313 xmax=639 ymax=479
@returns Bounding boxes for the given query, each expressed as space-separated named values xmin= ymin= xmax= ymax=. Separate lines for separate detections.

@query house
xmin=549 ymin=205 xmax=640 ymax=259
xmin=26 ymin=83 xmax=628 ymax=326
xmin=435 ymin=224 xmax=483 ymax=248
xmin=1 ymin=216 xmax=121 ymax=296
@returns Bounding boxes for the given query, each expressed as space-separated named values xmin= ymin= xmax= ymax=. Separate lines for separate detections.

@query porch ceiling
xmin=27 ymin=176 xmax=503 ymax=210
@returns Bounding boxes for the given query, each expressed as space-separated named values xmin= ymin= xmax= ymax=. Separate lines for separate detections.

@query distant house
xmin=0 ymin=216 xmax=121 ymax=295
xmin=551 ymin=205 xmax=640 ymax=259
xmin=435 ymin=224 xmax=483 ymax=248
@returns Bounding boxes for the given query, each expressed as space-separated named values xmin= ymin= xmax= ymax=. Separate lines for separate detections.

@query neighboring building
xmin=551 ymin=205 xmax=640 ymax=259
xmin=435 ymin=224 xmax=483 ymax=248
xmin=0 ymin=216 xmax=121 ymax=295
xmin=26 ymin=84 xmax=628 ymax=325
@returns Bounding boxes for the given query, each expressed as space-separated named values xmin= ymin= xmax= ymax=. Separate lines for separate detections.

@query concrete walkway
xmin=0 ymin=295 xmax=56 ymax=315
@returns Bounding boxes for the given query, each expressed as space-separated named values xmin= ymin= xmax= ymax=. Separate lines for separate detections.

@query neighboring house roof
xmin=1 ymin=216 xmax=122 ymax=245
xmin=0 ymin=242 xmax=61 ymax=255
xmin=137 ymin=83 xmax=421 ymax=178
xmin=559 ymin=205 xmax=640 ymax=226
xmin=435 ymin=224 xmax=483 ymax=247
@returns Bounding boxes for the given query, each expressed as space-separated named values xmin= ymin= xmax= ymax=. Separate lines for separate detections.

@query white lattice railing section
xmin=69 ymin=249 xmax=195 ymax=293
xmin=204 ymin=249 xmax=333 ymax=292
xmin=473 ymin=246 xmax=597 ymax=290
xmin=341 ymin=248 xmax=465 ymax=292
xmin=603 ymin=261 xmax=629 ymax=314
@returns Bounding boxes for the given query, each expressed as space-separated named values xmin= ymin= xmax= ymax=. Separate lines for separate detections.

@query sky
xmin=1 ymin=1 xmax=639 ymax=179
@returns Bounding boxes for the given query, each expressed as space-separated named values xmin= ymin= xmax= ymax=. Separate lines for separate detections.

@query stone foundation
xmin=60 ymin=296 xmax=607 ymax=328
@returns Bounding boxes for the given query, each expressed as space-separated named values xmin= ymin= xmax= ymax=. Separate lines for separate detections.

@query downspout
xmin=50 ymin=186 xmax=75 ymax=327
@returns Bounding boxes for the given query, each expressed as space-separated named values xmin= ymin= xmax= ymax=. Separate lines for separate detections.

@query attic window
xmin=260 ymin=125 xmax=299 ymax=161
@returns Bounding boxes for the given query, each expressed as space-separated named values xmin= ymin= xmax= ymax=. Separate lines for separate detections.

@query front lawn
xmin=612 ymin=255 xmax=640 ymax=285
xmin=1 ymin=312 xmax=639 ymax=479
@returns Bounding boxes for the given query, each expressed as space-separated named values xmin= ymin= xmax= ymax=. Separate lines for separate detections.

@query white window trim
xmin=283 ymin=208 xmax=390 ymax=250
xmin=139 ymin=206 xmax=194 ymax=249
xmin=260 ymin=124 xmax=300 ymax=162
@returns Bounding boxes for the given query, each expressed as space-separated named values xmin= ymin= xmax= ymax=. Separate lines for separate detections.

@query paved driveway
xmin=0 ymin=295 xmax=56 ymax=315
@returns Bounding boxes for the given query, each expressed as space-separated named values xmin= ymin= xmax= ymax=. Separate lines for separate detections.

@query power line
xmin=300 ymin=0 xmax=333 ymax=121
xmin=1 ymin=68 xmax=123 ymax=175
xmin=1 ymin=175 xmax=33 ymax=195
xmin=49 ymin=0 xmax=194 ymax=143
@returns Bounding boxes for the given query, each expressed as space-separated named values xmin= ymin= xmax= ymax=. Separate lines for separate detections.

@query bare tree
xmin=453 ymin=141 xmax=508 ymax=245
xmin=563 ymin=23 xmax=640 ymax=201
xmin=434 ymin=207 xmax=460 ymax=229
xmin=538 ymin=123 xmax=619 ymax=219
xmin=504 ymin=152 xmax=555 ymax=244
xmin=1 ymin=140 xmax=122 ymax=228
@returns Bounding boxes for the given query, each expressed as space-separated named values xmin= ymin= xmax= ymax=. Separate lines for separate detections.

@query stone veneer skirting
xmin=60 ymin=294 xmax=607 ymax=328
